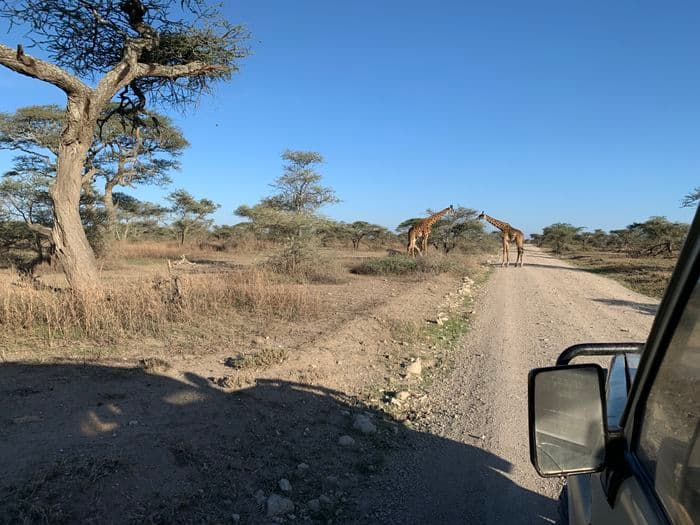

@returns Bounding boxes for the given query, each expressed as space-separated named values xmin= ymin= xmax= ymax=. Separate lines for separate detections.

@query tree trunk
xmin=50 ymin=96 xmax=101 ymax=293
xmin=104 ymin=181 xmax=117 ymax=238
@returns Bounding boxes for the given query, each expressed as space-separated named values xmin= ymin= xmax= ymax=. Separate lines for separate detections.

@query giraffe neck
xmin=422 ymin=207 xmax=451 ymax=228
xmin=483 ymin=214 xmax=511 ymax=232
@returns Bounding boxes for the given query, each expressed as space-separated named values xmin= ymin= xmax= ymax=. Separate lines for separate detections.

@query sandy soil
xmin=0 ymin=247 xmax=661 ymax=524
xmin=363 ymin=246 xmax=658 ymax=524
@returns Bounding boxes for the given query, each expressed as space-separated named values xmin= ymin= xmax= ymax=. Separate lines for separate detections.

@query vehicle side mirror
xmin=529 ymin=364 xmax=607 ymax=477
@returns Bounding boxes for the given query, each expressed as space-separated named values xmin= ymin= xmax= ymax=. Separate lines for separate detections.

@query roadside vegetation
xmin=532 ymin=215 xmax=693 ymax=297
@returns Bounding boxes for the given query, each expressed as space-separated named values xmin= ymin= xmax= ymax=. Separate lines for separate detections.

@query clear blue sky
xmin=1 ymin=1 xmax=698 ymax=234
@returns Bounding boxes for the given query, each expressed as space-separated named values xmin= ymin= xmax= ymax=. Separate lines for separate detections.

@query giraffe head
xmin=478 ymin=211 xmax=485 ymax=220
xmin=447 ymin=204 xmax=455 ymax=214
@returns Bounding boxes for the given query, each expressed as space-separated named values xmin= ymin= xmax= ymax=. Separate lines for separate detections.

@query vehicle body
xmin=528 ymin=206 xmax=700 ymax=525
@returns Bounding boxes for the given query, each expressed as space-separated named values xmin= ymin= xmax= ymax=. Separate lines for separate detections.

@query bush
xmin=265 ymin=238 xmax=346 ymax=284
xmin=351 ymin=254 xmax=466 ymax=276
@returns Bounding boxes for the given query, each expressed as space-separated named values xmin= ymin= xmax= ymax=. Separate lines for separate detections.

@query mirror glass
xmin=532 ymin=365 xmax=606 ymax=475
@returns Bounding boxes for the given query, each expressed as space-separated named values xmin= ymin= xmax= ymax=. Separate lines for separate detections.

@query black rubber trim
xmin=555 ymin=342 xmax=643 ymax=366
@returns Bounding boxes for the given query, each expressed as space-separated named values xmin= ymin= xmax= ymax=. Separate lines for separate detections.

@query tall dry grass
xmin=0 ymin=268 xmax=317 ymax=342
xmin=111 ymin=240 xmax=220 ymax=260
xmin=111 ymin=239 xmax=277 ymax=260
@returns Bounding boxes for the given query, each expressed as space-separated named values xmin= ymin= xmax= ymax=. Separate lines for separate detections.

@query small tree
xmin=681 ymin=187 xmax=700 ymax=208
xmin=167 ymin=189 xmax=219 ymax=245
xmin=112 ymin=192 xmax=168 ymax=240
xmin=0 ymin=1 xmax=249 ymax=292
xmin=540 ymin=223 xmax=584 ymax=254
xmin=95 ymin=110 xmax=187 ymax=236
xmin=425 ymin=207 xmax=484 ymax=253
xmin=262 ymin=150 xmax=339 ymax=212
xmin=626 ymin=216 xmax=689 ymax=255
xmin=0 ymin=170 xmax=54 ymax=265
xmin=1 ymin=105 xmax=188 ymax=239
xmin=345 ymin=221 xmax=388 ymax=250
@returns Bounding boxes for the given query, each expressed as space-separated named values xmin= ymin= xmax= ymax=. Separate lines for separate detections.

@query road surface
xmin=373 ymin=247 xmax=658 ymax=524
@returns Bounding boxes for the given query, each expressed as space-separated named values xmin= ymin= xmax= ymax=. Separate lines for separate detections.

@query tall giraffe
xmin=478 ymin=212 xmax=524 ymax=267
xmin=406 ymin=205 xmax=454 ymax=257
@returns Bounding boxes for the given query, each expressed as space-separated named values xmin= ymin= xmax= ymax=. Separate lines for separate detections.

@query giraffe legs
xmin=502 ymin=237 xmax=509 ymax=267
xmin=407 ymin=230 xmax=418 ymax=257
xmin=516 ymin=244 xmax=524 ymax=267
xmin=515 ymin=235 xmax=524 ymax=267
xmin=421 ymin=232 xmax=430 ymax=255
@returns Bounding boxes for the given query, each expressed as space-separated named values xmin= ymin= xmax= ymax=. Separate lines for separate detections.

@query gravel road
xmin=372 ymin=247 xmax=658 ymax=524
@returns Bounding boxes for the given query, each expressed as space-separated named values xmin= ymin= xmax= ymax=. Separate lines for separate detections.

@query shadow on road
xmin=0 ymin=362 xmax=556 ymax=524
xmin=591 ymin=298 xmax=658 ymax=315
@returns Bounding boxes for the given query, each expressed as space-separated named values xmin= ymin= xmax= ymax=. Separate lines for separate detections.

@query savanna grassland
xmin=1 ymin=237 xmax=493 ymax=523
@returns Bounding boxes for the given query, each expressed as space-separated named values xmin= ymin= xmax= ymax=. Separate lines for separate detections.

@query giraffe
xmin=478 ymin=212 xmax=524 ymax=267
xmin=406 ymin=205 xmax=454 ymax=257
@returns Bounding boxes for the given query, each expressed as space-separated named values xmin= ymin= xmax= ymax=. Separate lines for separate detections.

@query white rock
xmin=279 ymin=478 xmax=292 ymax=493
xmin=352 ymin=414 xmax=377 ymax=435
xmin=338 ymin=435 xmax=355 ymax=447
xmin=406 ymin=359 xmax=422 ymax=375
xmin=266 ymin=494 xmax=294 ymax=517
xmin=396 ymin=391 xmax=410 ymax=401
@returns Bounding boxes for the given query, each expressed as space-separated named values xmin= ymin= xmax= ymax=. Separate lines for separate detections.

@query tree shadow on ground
xmin=591 ymin=298 xmax=658 ymax=315
xmin=0 ymin=362 xmax=555 ymax=524
xmin=488 ymin=261 xmax=586 ymax=272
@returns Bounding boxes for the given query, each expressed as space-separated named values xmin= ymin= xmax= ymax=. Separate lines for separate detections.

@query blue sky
xmin=0 ymin=1 xmax=698 ymax=234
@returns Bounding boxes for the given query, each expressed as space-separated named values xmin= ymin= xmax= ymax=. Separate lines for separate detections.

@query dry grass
xmin=563 ymin=251 xmax=678 ymax=298
xmin=111 ymin=239 xmax=277 ymax=261
xmin=0 ymin=268 xmax=318 ymax=343
xmin=111 ymin=240 xmax=223 ymax=261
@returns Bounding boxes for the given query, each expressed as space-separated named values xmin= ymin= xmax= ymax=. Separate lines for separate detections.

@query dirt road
xmin=369 ymin=246 xmax=658 ymax=524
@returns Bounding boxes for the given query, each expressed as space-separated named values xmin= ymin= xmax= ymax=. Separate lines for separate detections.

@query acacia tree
xmin=425 ymin=207 xmax=484 ymax=253
xmin=0 ymin=105 xmax=187 ymax=237
xmin=167 ymin=189 xmax=219 ymax=245
xmin=96 ymin=110 xmax=187 ymax=235
xmin=112 ymin=192 xmax=168 ymax=240
xmin=0 ymin=170 xmax=54 ymax=265
xmin=262 ymin=150 xmax=339 ymax=212
xmin=626 ymin=216 xmax=689 ymax=255
xmin=540 ymin=223 xmax=584 ymax=254
xmin=344 ymin=221 xmax=388 ymax=250
xmin=682 ymin=187 xmax=700 ymax=208
xmin=0 ymin=1 xmax=248 ymax=292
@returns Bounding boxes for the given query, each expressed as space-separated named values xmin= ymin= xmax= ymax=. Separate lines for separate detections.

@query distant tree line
xmin=532 ymin=216 xmax=691 ymax=257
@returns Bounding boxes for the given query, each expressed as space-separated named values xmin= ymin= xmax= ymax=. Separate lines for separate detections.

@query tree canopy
xmin=681 ymin=187 xmax=700 ymax=208
xmin=261 ymin=150 xmax=339 ymax=212
xmin=0 ymin=0 xmax=249 ymax=292
xmin=167 ymin=189 xmax=219 ymax=245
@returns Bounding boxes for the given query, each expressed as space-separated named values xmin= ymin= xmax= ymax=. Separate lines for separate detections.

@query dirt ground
xmin=1 ymin=248 xmax=475 ymax=524
xmin=0 ymin=246 xmax=663 ymax=524
xmin=362 ymin=246 xmax=658 ymax=524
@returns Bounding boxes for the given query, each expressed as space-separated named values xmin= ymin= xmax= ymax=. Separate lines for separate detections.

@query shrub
xmin=265 ymin=238 xmax=347 ymax=284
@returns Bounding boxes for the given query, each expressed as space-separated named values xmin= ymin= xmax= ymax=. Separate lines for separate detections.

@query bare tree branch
xmin=0 ymin=43 xmax=89 ymax=96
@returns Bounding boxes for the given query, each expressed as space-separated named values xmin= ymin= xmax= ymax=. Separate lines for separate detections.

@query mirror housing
xmin=529 ymin=364 xmax=607 ymax=477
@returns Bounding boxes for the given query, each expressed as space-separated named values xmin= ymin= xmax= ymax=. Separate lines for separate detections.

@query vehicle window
xmin=637 ymin=278 xmax=700 ymax=525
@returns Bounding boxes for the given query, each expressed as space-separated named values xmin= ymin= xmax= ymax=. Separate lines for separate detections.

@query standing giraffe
xmin=406 ymin=205 xmax=454 ymax=257
xmin=478 ymin=212 xmax=524 ymax=267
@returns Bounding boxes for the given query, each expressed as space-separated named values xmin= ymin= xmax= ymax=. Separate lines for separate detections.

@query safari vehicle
xmin=528 ymin=206 xmax=700 ymax=525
